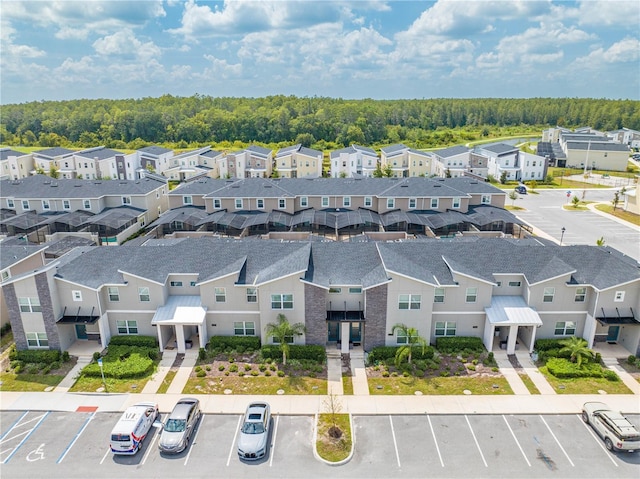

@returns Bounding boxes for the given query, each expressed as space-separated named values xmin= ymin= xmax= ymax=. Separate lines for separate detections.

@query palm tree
xmin=264 ymin=314 xmax=305 ymax=365
xmin=558 ymin=336 xmax=594 ymax=368
xmin=391 ymin=323 xmax=428 ymax=367
xmin=596 ymin=236 xmax=605 ymax=246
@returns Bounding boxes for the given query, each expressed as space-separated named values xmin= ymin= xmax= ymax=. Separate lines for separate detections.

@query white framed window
xmin=256 ymin=198 xmax=264 ymax=209
xmin=42 ymin=200 xmax=50 ymax=210
xmin=6 ymin=198 xmax=14 ymax=208
xmin=107 ymin=287 xmax=119 ymax=302
xmin=396 ymin=329 xmax=409 ymax=344
xmin=465 ymin=287 xmax=477 ymax=303
xmin=63 ymin=199 xmax=70 ymax=210
xmin=246 ymin=287 xmax=257 ymax=303
xmin=321 ymin=197 xmax=329 ymax=207
xmin=19 ymin=297 xmax=42 ymax=312
xmin=408 ymin=198 xmax=417 ymax=209
xmin=481 ymin=195 xmax=491 ymax=204
xmin=300 ymin=197 xmax=308 ymax=207
xmin=452 ymin=197 xmax=461 ymax=208
xmin=2 ymin=270 xmax=10 ymax=281
xmin=122 ymin=196 xmax=131 ymax=205
xmin=508 ymin=281 xmax=521 ymax=287
xmin=554 ymin=321 xmax=576 ymax=336
xmin=614 ymin=291 xmax=625 ymax=302
xmin=170 ymin=281 xmax=183 ymax=287
xmin=279 ymin=198 xmax=286 ymax=209
xmin=213 ymin=198 xmax=221 ymax=209
xmin=214 ymin=287 xmax=226 ymax=302
xmin=272 ymin=335 xmax=294 ymax=344
xmin=72 ymin=290 xmax=82 ymax=302
xmin=138 ymin=287 xmax=150 ymax=302
xmin=387 ymin=198 xmax=395 ymax=209
xmin=349 ymin=287 xmax=362 ymax=294
xmin=235 ymin=198 xmax=243 ymax=209
xmin=183 ymin=195 xmax=193 ymax=205
xmin=399 ymin=294 xmax=421 ymax=310
xmin=117 ymin=320 xmax=138 ymax=334
xmin=343 ymin=197 xmax=351 ymax=207
xmin=234 ymin=321 xmax=255 ymax=336
xmin=83 ymin=199 xmax=91 ymax=209
xmin=329 ymin=287 xmax=342 ymax=294
xmin=364 ymin=196 xmax=372 ymax=207
xmin=434 ymin=288 xmax=445 ymax=303
xmin=22 ymin=200 xmax=30 ymax=210
xmin=543 ymin=287 xmax=555 ymax=303
xmin=435 ymin=321 xmax=456 ymax=337
xmin=271 ymin=293 xmax=293 ymax=309
xmin=574 ymin=287 xmax=586 ymax=303
xmin=26 ymin=332 xmax=48 ymax=348
xmin=430 ymin=198 xmax=438 ymax=208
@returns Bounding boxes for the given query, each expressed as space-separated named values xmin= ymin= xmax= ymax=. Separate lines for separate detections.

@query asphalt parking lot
xmin=1 ymin=410 xmax=638 ymax=478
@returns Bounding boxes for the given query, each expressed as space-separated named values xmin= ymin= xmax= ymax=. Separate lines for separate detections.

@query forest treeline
xmin=1 ymin=96 xmax=638 ymax=151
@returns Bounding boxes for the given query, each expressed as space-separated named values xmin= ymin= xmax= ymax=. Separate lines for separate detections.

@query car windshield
xmin=164 ymin=419 xmax=186 ymax=433
xmin=242 ymin=422 xmax=264 ymax=434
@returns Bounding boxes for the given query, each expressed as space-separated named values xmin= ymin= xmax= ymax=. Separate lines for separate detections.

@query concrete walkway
xmin=53 ymin=356 xmax=92 ymax=393
xmin=141 ymin=349 xmax=177 ymax=394
xmin=493 ymin=351 xmax=530 ymax=395
xmin=349 ymin=350 xmax=369 ymax=396
xmin=326 ymin=349 xmax=343 ymax=395
xmin=165 ymin=350 xmax=198 ymax=394
xmin=602 ymin=357 xmax=640 ymax=395
xmin=515 ymin=352 xmax=557 ymax=394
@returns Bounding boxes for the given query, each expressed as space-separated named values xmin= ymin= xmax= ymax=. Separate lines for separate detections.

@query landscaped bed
xmin=0 ymin=346 xmax=76 ymax=392
xmin=538 ymin=366 xmax=631 ymax=394
xmin=618 ymin=355 xmax=640 ymax=383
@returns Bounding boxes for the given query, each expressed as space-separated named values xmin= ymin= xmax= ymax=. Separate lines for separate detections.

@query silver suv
xmin=582 ymin=402 xmax=640 ymax=453
xmin=158 ymin=398 xmax=201 ymax=454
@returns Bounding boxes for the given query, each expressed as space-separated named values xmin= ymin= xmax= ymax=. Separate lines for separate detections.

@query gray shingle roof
xmin=0 ymin=148 xmax=27 ymax=160
xmin=480 ymin=143 xmax=518 ymax=155
xmin=566 ymin=142 xmax=630 ymax=152
xmin=330 ymin=145 xmax=378 ymax=159
xmin=138 ymin=146 xmax=173 ymax=155
xmin=75 ymin=147 xmax=123 ymax=160
xmin=1 ymin=245 xmax=46 ymax=270
xmin=380 ymin=144 xmax=408 ymax=155
xmin=433 ymin=145 xmax=470 ymax=158
xmin=246 ymin=145 xmax=272 ymax=156
xmin=170 ymin=178 xmax=237 ymax=196
xmin=33 ymin=147 xmax=75 ymax=158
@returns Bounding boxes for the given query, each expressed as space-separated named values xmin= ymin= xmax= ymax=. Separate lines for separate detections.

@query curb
xmin=312 ymin=412 xmax=355 ymax=466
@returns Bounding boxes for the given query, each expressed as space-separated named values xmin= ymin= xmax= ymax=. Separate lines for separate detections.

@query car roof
xmin=245 ymin=403 xmax=268 ymax=420
xmin=170 ymin=400 xmax=197 ymax=419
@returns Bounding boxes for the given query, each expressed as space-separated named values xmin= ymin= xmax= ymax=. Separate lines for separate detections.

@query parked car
xmin=582 ymin=402 xmax=640 ymax=452
xmin=515 ymin=185 xmax=527 ymax=194
xmin=158 ymin=398 xmax=201 ymax=454
xmin=110 ymin=402 xmax=159 ymax=455
xmin=237 ymin=402 xmax=271 ymax=460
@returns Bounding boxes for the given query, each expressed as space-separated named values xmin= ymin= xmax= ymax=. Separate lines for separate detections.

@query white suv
xmin=582 ymin=402 xmax=640 ymax=453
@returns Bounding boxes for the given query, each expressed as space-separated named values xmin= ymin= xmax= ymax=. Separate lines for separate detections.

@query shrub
xmin=259 ymin=364 xmax=267 ymax=372
xmin=107 ymin=344 xmax=158 ymax=361
xmin=109 ymin=335 xmax=158 ymax=348
xmin=13 ymin=364 xmax=21 ymax=374
xmin=277 ymin=370 xmax=285 ymax=377
xmin=218 ymin=364 xmax=226 ymax=371
xmin=244 ymin=364 xmax=252 ymax=371
xmin=196 ymin=370 xmax=206 ymax=378
xmin=205 ymin=365 xmax=211 ymax=371
xmin=0 ymin=322 xmax=12 ymax=335
xmin=238 ymin=371 xmax=245 ymax=377
xmin=229 ymin=364 xmax=238 ymax=373
xmin=251 ymin=370 xmax=259 ymax=376
xmin=467 ymin=364 xmax=476 ymax=371
xmin=194 ymin=365 xmax=202 ymax=372
xmin=546 ymin=358 xmax=608 ymax=379
xmin=264 ymin=370 xmax=271 ymax=377
xmin=367 ymin=346 xmax=434 ymax=364
xmin=534 ymin=338 xmax=566 ymax=351
xmin=198 ymin=348 xmax=207 ymax=360
xmin=603 ymin=370 xmax=620 ymax=381
xmin=269 ymin=364 xmax=277 ymax=371
xmin=224 ymin=371 xmax=230 ymax=376
xmin=41 ymin=365 xmax=51 ymax=375
xmin=436 ymin=337 xmax=484 ymax=353
xmin=93 ymin=352 xmax=102 ymax=361
xmin=382 ymin=371 xmax=389 ymax=377
xmin=16 ymin=349 xmax=61 ymax=364
xmin=10 ymin=360 xmax=23 ymax=370
xmin=81 ymin=353 xmax=154 ymax=379
xmin=62 ymin=351 xmax=70 ymax=362
xmin=260 ymin=344 xmax=326 ymax=362
xmin=209 ymin=336 xmax=261 ymax=352
xmin=50 ymin=361 xmax=61 ymax=370
xmin=627 ymin=355 xmax=638 ymax=365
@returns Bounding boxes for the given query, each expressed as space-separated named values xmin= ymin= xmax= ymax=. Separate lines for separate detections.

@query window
xmin=170 ymin=281 xmax=183 ymax=287
xmin=63 ymin=199 xmax=70 ymax=210
xmin=329 ymin=287 xmax=342 ymax=294
xmin=108 ymin=287 xmax=119 ymax=302
xmin=7 ymin=198 xmax=15 ymax=208
xmin=246 ymin=288 xmax=257 ymax=303
xmin=138 ymin=287 xmax=150 ymax=302
xmin=183 ymin=196 xmax=193 ymax=205
xmin=435 ymin=321 xmax=456 ymax=337
xmin=508 ymin=281 xmax=521 ymax=287
xmin=215 ymin=287 xmax=226 ymax=302
xmin=574 ymin=287 xmax=587 ymax=302
xmin=234 ymin=321 xmax=255 ymax=336
xmin=83 ymin=199 xmax=91 ymax=209
xmin=279 ymin=198 xmax=286 ymax=209
xmin=321 ymin=197 xmax=329 ymax=207
xmin=272 ymin=335 xmax=294 ymax=344
xmin=22 ymin=200 xmax=29 ymax=210
xmin=554 ymin=321 xmax=576 ymax=336
xmin=543 ymin=287 xmax=555 ymax=303
xmin=72 ymin=290 xmax=82 ymax=302
xmin=465 ymin=287 xmax=477 ymax=303
xmin=235 ymin=199 xmax=243 ymax=209
xmin=190 ymin=281 xmax=197 ymax=287
xmin=396 ymin=329 xmax=409 ymax=344
xmin=495 ymin=281 xmax=502 ymax=287
xmin=430 ymin=198 xmax=438 ymax=208
xmin=271 ymin=293 xmax=293 ymax=309
xmin=117 ymin=320 xmax=138 ymax=334
xmin=481 ymin=195 xmax=491 ymax=204
xmin=19 ymin=297 xmax=41 ymax=312
xmin=452 ymin=197 xmax=461 ymax=208
xmin=364 ymin=196 xmax=372 ymax=207
xmin=387 ymin=198 xmax=395 ymax=209
xmin=434 ymin=288 xmax=445 ymax=303
xmin=26 ymin=332 xmax=48 ymax=348
xmin=300 ymin=197 xmax=308 ymax=207
xmin=343 ymin=197 xmax=351 ymax=207
xmin=213 ymin=198 xmax=221 ymax=209
xmin=614 ymin=291 xmax=625 ymax=302
xmin=398 ymin=294 xmax=421 ymax=310
xmin=122 ymin=196 xmax=131 ymax=205
xmin=256 ymin=198 xmax=264 ymax=209
xmin=1 ymin=270 xmax=10 ymax=281
xmin=409 ymin=198 xmax=417 ymax=209
xmin=349 ymin=287 xmax=362 ymax=294
xmin=42 ymin=200 xmax=50 ymax=210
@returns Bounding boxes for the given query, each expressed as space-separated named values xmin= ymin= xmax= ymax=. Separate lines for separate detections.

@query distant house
xmin=431 ymin=145 xmax=471 ymax=178
xmin=0 ymin=148 xmax=32 ymax=181
xmin=330 ymin=145 xmax=378 ymax=178
xmin=275 ymin=144 xmax=323 ymax=178
xmin=380 ymin=144 xmax=433 ymax=178
xmin=607 ymin=128 xmax=640 ymax=149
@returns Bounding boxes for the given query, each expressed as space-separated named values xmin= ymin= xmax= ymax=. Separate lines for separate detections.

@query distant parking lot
xmin=1 ymin=410 xmax=638 ymax=478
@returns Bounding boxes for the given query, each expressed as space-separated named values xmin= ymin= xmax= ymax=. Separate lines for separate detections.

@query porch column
xmin=198 ymin=323 xmax=207 ymax=349
xmin=175 ymin=325 xmax=186 ymax=354
xmin=341 ymin=322 xmax=350 ymax=354
xmin=98 ymin=314 xmax=110 ymax=349
xmin=157 ymin=324 xmax=165 ymax=353
xmin=528 ymin=325 xmax=537 ymax=353
xmin=506 ymin=325 xmax=518 ymax=355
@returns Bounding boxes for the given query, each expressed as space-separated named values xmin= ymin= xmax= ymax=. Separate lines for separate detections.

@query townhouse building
xmin=138 ymin=145 xmax=175 ymax=176
xmin=330 ymin=145 xmax=378 ymax=178
xmin=162 ymin=147 xmax=224 ymax=181
xmin=379 ymin=144 xmax=434 ymax=178
xmin=274 ymin=144 xmax=323 ymax=178
xmin=476 ymin=143 xmax=548 ymax=183
xmin=33 ymin=147 xmax=77 ymax=178
xmin=431 ymin=145 xmax=471 ymax=178
xmin=2 ymin=237 xmax=638 ymax=358
xmin=0 ymin=148 xmax=32 ymax=181
xmin=607 ymin=128 xmax=640 ymax=149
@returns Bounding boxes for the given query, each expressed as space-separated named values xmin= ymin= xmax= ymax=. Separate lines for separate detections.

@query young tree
xmin=264 ymin=314 xmax=306 ymax=365
xmin=373 ymin=162 xmax=383 ymax=178
xmin=499 ymin=171 xmax=508 ymax=184
xmin=528 ymin=180 xmax=537 ymax=192
xmin=383 ymin=164 xmax=393 ymax=178
xmin=391 ymin=323 xmax=427 ymax=367
xmin=612 ymin=190 xmax=620 ymax=211
xmin=49 ymin=165 xmax=60 ymax=179
xmin=508 ymin=190 xmax=519 ymax=206
xmin=558 ymin=336 xmax=594 ymax=368
xmin=596 ymin=236 xmax=606 ymax=246
xmin=445 ymin=168 xmax=452 ymax=179
xmin=571 ymin=195 xmax=580 ymax=208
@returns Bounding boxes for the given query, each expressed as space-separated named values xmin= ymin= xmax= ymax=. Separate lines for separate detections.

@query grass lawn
xmin=505 ymin=205 xmax=525 ymax=211
xmin=368 ymin=376 xmax=513 ymax=395
xmin=595 ymin=204 xmax=640 ymax=226
xmin=156 ymin=369 xmax=178 ymax=394
xmin=69 ymin=374 xmax=155 ymax=393
xmin=316 ymin=414 xmax=352 ymax=463
xmin=539 ymin=366 xmax=632 ymax=394
xmin=183 ymin=375 xmax=327 ymax=395
xmin=519 ymin=373 xmax=540 ymax=394
xmin=0 ymin=373 xmax=66 ymax=392
xmin=342 ymin=376 xmax=353 ymax=395
xmin=562 ymin=204 xmax=589 ymax=211
xmin=0 ymin=332 xmax=14 ymax=352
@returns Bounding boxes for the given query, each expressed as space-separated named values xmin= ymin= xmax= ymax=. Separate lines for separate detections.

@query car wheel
xmin=604 ymin=437 xmax=614 ymax=451
xmin=581 ymin=411 xmax=589 ymax=424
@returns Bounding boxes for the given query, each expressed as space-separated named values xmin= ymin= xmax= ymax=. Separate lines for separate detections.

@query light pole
xmin=97 ymin=357 xmax=107 ymax=393
xmin=560 ymin=227 xmax=566 ymax=246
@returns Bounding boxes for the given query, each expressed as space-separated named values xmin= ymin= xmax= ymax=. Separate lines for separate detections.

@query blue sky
xmin=1 ymin=0 xmax=639 ymax=104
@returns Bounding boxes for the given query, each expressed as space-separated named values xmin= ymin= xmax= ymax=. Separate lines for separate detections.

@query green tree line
xmin=1 ymin=95 xmax=638 ymax=151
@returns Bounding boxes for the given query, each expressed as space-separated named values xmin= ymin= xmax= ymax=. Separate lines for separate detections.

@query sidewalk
xmin=165 ymin=349 xmax=198 ymax=394
xmin=141 ymin=349 xmax=177 ymax=394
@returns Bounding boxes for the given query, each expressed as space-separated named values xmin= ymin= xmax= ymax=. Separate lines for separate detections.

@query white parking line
xmin=184 ymin=414 xmax=204 ymax=465
xmin=539 ymin=416 xmax=574 ymax=467
xmin=141 ymin=425 xmax=160 ymax=465
xmin=426 ymin=415 xmax=444 ymax=468
xmin=576 ymin=414 xmax=618 ymax=467
xmin=0 ymin=411 xmax=28 ymax=441
xmin=57 ymin=411 xmax=96 ymax=463
xmin=269 ymin=415 xmax=279 ymax=467
xmin=1 ymin=412 xmax=49 ymax=464
xmin=226 ymin=415 xmax=242 ymax=466
xmin=99 ymin=447 xmax=110 ymax=464
xmin=465 ymin=415 xmax=487 ymax=467
xmin=388 ymin=416 xmax=401 ymax=468
xmin=502 ymin=415 xmax=531 ymax=467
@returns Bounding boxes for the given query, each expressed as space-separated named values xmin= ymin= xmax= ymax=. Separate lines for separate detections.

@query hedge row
xmin=209 ymin=336 xmax=261 ymax=351
xmin=108 ymin=335 xmax=157 ymax=348
xmin=13 ymin=349 xmax=62 ymax=364
xmin=367 ymin=346 xmax=435 ymax=363
xmin=107 ymin=345 xmax=158 ymax=361
xmin=537 ymin=347 xmax=601 ymax=364
xmin=534 ymin=338 xmax=567 ymax=351
xmin=82 ymin=353 xmax=154 ymax=379
xmin=261 ymin=344 xmax=326 ymax=362
xmin=546 ymin=358 xmax=619 ymax=381
xmin=435 ymin=337 xmax=484 ymax=353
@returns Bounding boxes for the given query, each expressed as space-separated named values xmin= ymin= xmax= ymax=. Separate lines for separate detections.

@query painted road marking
xmin=427 ymin=415 xmax=444 ymax=468
xmin=540 ymin=415 xmax=574 ymax=467
xmin=269 ymin=415 xmax=279 ymax=467
xmin=577 ymin=414 xmax=618 ymax=467
xmin=57 ymin=411 xmax=97 ymax=463
xmin=1 ymin=412 xmax=50 ymax=464
xmin=389 ymin=415 xmax=401 ymax=468
xmin=465 ymin=415 xmax=487 ymax=467
xmin=26 ymin=444 xmax=45 ymax=462
xmin=503 ymin=415 xmax=531 ymax=467
xmin=184 ymin=414 xmax=204 ymax=465
xmin=227 ymin=415 xmax=243 ymax=466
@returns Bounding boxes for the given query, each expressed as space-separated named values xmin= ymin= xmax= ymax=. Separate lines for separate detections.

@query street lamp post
xmin=560 ymin=227 xmax=566 ymax=246
xmin=97 ymin=357 xmax=107 ymax=393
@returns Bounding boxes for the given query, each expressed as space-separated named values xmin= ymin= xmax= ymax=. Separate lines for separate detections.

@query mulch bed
xmin=366 ymin=353 xmax=502 ymax=379
xmin=194 ymin=351 xmax=327 ymax=379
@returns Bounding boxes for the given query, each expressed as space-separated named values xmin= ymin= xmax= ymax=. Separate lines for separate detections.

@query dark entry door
xmin=350 ymin=322 xmax=362 ymax=343
xmin=606 ymin=326 xmax=620 ymax=342
xmin=75 ymin=324 xmax=88 ymax=340
xmin=327 ymin=322 xmax=340 ymax=342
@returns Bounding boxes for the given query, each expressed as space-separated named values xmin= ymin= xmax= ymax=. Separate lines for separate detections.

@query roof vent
xmin=74 ymin=184 xmax=82 ymax=187
xmin=434 ymin=184 xmax=441 ymax=187
xmin=51 ymin=183 xmax=58 ymax=187
xmin=401 ymin=184 xmax=408 ymax=187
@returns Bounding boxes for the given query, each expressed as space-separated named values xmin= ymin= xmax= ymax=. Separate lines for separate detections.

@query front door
xmin=327 ymin=322 xmax=340 ymax=342
xmin=350 ymin=322 xmax=362 ymax=344
xmin=75 ymin=324 xmax=88 ymax=340
xmin=606 ymin=326 xmax=620 ymax=342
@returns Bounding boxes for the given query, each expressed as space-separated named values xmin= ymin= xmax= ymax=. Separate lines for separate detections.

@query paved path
xmin=515 ymin=352 xmax=557 ymax=394
xmin=166 ymin=350 xmax=198 ymax=394
xmin=326 ymin=349 xmax=343 ymax=395
xmin=493 ymin=351 xmax=530 ymax=394
xmin=141 ymin=349 xmax=177 ymax=394
xmin=602 ymin=357 xmax=640 ymax=394
xmin=349 ymin=350 xmax=369 ymax=395
xmin=53 ymin=356 xmax=91 ymax=393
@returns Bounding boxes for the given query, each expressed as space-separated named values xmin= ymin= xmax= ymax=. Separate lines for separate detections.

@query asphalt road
xmin=1 ymin=410 xmax=638 ymax=479
xmin=513 ymin=188 xmax=640 ymax=261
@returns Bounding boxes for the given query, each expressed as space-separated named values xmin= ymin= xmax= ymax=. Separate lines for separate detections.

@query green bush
xmin=603 ymin=370 xmax=620 ymax=381
xmin=209 ymin=336 xmax=261 ymax=352
xmin=10 ymin=360 xmax=23 ymax=370
xmin=198 ymin=348 xmax=207 ymax=360
xmin=229 ymin=364 xmax=238 ymax=373
xmin=546 ymin=358 xmax=607 ymax=379
xmin=82 ymin=353 xmax=154 ymax=379
xmin=0 ymin=322 xmax=12 ymax=335
xmin=367 ymin=346 xmax=435 ymax=364
xmin=260 ymin=345 xmax=326 ymax=362
xmin=196 ymin=370 xmax=206 ymax=377
xmin=435 ymin=337 xmax=484 ymax=353
xmin=109 ymin=335 xmax=158 ymax=348
xmin=534 ymin=338 xmax=566 ymax=351
xmin=62 ymin=351 xmax=70 ymax=362
xmin=107 ymin=344 xmax=158 ymax=361
xmin=16 ymin=349 xmax=61 ymax=364
xmin=628 ymin=355 xmax=638 ymax=365
xmin=92 ymin=352 xmax=102 ymax=361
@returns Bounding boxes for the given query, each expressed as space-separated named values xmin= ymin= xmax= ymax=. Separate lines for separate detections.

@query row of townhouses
xmin=1 ymin=237 xmax=639 ymax=358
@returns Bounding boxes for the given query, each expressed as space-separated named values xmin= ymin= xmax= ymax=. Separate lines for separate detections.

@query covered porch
xmin=484 ymin=296 xmax=543 ymax=355
xmin=151 ymin=295 xmax=208 ymax=354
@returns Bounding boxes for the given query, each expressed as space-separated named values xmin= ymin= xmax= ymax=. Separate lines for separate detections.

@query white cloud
xmin=93 ymin=30 xmax=161 ymax=61
xmin=572 ymin=37 xmax=640 ymax=68
xmin=559 ymin=0 xmax=640 ymax=28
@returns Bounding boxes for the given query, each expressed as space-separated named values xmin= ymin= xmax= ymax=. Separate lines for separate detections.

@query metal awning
xmin=327 ymin=311 xmax=365 ymax=321
xmin=57 ymin=306 xmax=99 ymax=324
xmin=485 ymin=296 xmax=542 ymax=326
xmin=151 ymin=295 xmax=207 ymax=325
xmin=596 ymin=307 xmax=638 ymax=326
